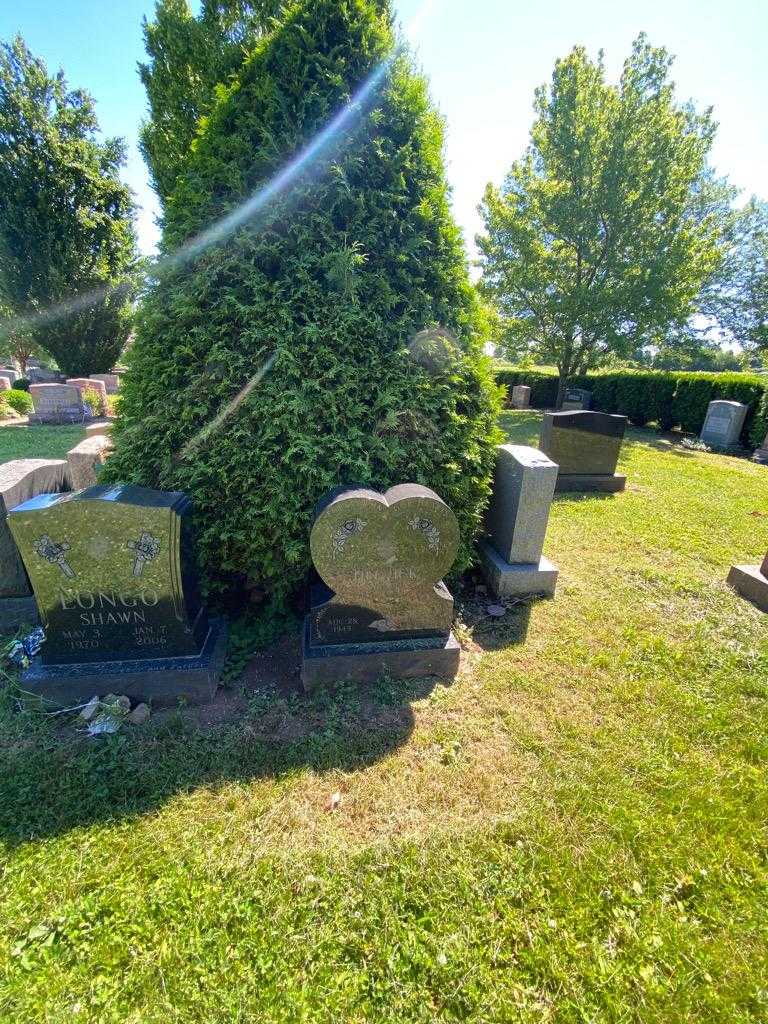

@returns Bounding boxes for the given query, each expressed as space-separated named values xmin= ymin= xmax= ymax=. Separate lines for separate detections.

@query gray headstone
xmin=8 ymin=485 xmax=208 ymax=664
xmin=309 ymin=484 xmax=460 ymax=645
xmin=700 ymin=400 xmax=748 ymax=448
xmin=89 ymin=373 xmax=120 ymax=394
xmin=0 ymin=368 xmax=19 ymax=387
xmin=485 ymin=445 xmax=558 ymax=564
xmin=66 ymin=435 xmax=114 ymax=490
xmin=0 ymin=459 xmax=69 ymax=600
xmin=753 ymin=432 xmax=768 ymax=464
xmin=29 ymin=384 xmax=84 ymax=423
xmin=728 ymin=551 xmax=768 ymax=613
xmin=540 ymin=410 xmax=627 ymax=477
xmin=561 ymin=388 xmax=592 ymax=411
xmin=511 ymin=385 xmax=531 ymax=410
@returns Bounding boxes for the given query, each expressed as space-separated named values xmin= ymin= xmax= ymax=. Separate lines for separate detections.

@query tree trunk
xmin=555 ymin=373 xmax=569 ymax=410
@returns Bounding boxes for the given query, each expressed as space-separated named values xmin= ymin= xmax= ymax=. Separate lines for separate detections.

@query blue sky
xmin=2 ymin=0 xmax=766 ymax=261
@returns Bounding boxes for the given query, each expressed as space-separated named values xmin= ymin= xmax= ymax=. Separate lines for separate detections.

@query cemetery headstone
xmin=727 ymin=551 xmax=768 ymax=613
xmin=29 ymin=384 xmax=85 ymax=424
xmin=699 ymin=400 xmax=748 ymax=450
xmin=302 ymin=483 xmax=461 ymax=689
xmin=7 ymin=484 xmax=226 ymax=705
xmin=0 ymin=368 xmax=19 ymax=388
xmin=511 ymin=385 xmax=531 ymax=410
xmin=0 ymin=377 xmax=10 ymax=392
xmin=66 ymin=435 xmax=115 ymax=490
xmin=540 ymin=410 xmax=627 ymax=492
xmin=753 ymin=431 xmax=768 ymax=465
xmin=0 ymin=459 xmax=69 ymax=630
xmin=89 ymin=373 xmax=120 ymax=394
xmin=561 ymin=387 xmax=592 ymax=411
xmin=67 ymin=377 xmax=107 ymax=413
xmin=85 ymin=420 xmax=114 ymax=438
xmin=479 ymin=445 xmax=559 ymax=598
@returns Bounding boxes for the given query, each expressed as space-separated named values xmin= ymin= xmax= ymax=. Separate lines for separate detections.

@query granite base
xmin=478 ymin=542 xmax=558 ymax=599
xmin=727 ymin=565 xmax=768 ymax=613
xmin=18 ymin=616 xmax=227 ymax=707
xmin=0 ymin=596 xmax=40 ymax=632
xmin=302 ymin=618 xmax=460 ymax=691
xmin=555 ymin=473 xmax=626 ymax=493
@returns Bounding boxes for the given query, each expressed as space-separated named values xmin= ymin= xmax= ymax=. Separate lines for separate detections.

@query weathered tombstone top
xmin=0 ymin=368 xmax=19 ymax=385
xmin=29 ymin=383 xmax=84 ymax=423
xmin=485 ymin=445 xmax=558 ymax=565
xmin=511 ymin=385 xmax=531 ymax=409
xmin=700 ymin=400 xmax=748 ymax=448
xmin=561 ymin=387 xmax=592 ymax=411
xmin=540 ymin=410 xmax=627 ymax=476
xmin=309 ymin=483 xmax=460 ymax=645
xmin=67 ymin=377 xmax=107 ymax=398
xmin=0 ymin=377 xmax=10 ymax=392
xmin=8 ymin=484 xmax=207 ymax=664
xmin=0 ymin=459 xmax=68 ymax=599
xmin=89 ymin=373 xmax=120 ymax=394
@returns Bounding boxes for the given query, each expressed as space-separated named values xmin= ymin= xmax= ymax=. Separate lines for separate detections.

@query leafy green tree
xmin=139 ymin=0 xmax=284 ymax=205
xmin=701 ymin=197 xmax=768 ymax=353
xmin=0 ymin=36 xmax=137 ymax=376
xmin=478 ymin=36 xmax=724 ymax=407
xmin=104 ymin=0 xmax=501 ymax=598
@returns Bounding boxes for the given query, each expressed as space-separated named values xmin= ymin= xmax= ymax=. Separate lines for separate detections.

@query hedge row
xmin=496 ymin=367 xmax=768 ymax=447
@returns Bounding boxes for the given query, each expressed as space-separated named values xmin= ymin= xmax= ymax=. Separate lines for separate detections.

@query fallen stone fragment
xmin=78 ymin=696 xmax=100 ymax=723
xmin=127 ymin=703 xmax=151 ymax=725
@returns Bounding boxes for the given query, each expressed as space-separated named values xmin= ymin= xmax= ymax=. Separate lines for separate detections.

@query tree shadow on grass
xmin=0 ymin=636 xmax=444 ymax=846
xmin=466 ymin=600 xmax=534 ymax=652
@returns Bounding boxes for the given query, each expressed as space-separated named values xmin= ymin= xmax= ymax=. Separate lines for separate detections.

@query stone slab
xmin=0 ymin=369 xmax=19 ymax=386
xmin=29 ymin=383 xmax=85 ymax=424
xmin=727 ymin=564 xmax=768 ymax=613
xmin=89 ymin=374 xmax=120 ymax=394
xmin=309 ymin=484 xmax=459 ymax=644
xmin=561 ymin=388 xmax=592 ymax=411
xmin=0 ymin=459 xmax=69 ymax=599
xmin=555 ymin=473 xmax=626 ymax=493
xmin=510 ymin=385 xmax=531 ymax=409
xmin=478 ymin=542 xmax=558 ymax=599
xmin=302 ymin=617 xmax=460 ymax=690
xmin=752 ymin=433 xmax=768 ymax=464
xmin=66 ymin=435 xmax=114 ymax=490
xmin=0 ymin=596 xmax=40 ymax=632
xmin=485 ymin=444 xmax=558 ymax=565
xmin=85 ymin=421 xmax=114 ymax=438
xmin=540 ymin=410 xmax=627 ymax=477
xmin=17 ymin=616 xmax=227 ymax=707
xmin=0 ymin=377 xmax=10 ymax=392
xmin=700 ymin=400 xmax=748 ymax=448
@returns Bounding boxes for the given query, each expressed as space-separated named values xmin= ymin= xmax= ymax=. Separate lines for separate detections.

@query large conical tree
xmin=104 ymin=0 xmax=501 ymax=597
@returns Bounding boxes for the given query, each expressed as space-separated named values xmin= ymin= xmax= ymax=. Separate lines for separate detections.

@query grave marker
xmin=511 ymin=385 xmax=531 ymax=410
xmin=540 ymin=410 xmax=627 ymax=492
xmin=7 ymin=485 xmax=226 ymax=704
xmin=302 ymin=484 xmax=461 ymax=688
xmin=700 ymin=400 xmax=748 ymax=450
xmin=728 ymin=551 xmax=768 ymax=613
xmin=29 ymin=384 xmax=85 ymax=424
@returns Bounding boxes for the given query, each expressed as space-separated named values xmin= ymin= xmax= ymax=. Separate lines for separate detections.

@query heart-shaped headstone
xmin=309 ymin=483 xmax=460 ymax=645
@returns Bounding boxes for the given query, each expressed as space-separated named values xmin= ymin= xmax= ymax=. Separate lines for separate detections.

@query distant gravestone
xmin=511 ymin=385 xmax=531 ymax=410
xmin=302 ymin=484 xmax=461 ymax=689
xmin=29 ymin=384 xmax=85 ymax=424
xmin=0 ymin=459 xmax=69 ymax=630
xmin=479 ymin=445 xmax=559 ymax=598
xmin=700 ymin=400 xmax=748 ymax=450
xmin=66 ymin=435 xmax=114 ymax=490
xmin=7 ymin=485 xmax=226 ymax=705
xmin=753 ymin=431 xmax=768 ymax=465
xmin=561 ymin=387 xmax=592 ymax=411
xmin=728 ymin=551 xmax=768 ymax=613
xmin=0 ymin=369 xmax=19 ymax=388
xmin=0 ymin=377 xmax=10 ymax=392
xmin=27 ymin=366 xmax=63 ymax=384
xmin=67 ymin=377 xmax=107 ymax=413
xmin=540 ymin=410 xmax=627 ymax=492
xmin=89 ymin=373 xmax=120 ymax=394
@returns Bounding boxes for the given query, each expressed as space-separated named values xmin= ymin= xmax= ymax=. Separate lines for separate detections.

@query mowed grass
xmin=1 ymin=412 xmax=767 ymax=1022
xmin=0 ymin=424 xmax=85 ymax=462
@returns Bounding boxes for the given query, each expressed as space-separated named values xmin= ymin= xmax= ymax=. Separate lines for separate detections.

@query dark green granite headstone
xmin=8 ymin=485 xmax=207 ymax=664
xmin=309 ymin=484 xmax=460 ymax=645
xmin=540 ymin=411 xmax=627 ymax=476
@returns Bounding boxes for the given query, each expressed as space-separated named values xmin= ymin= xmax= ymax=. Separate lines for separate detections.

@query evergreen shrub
xmin=104 ymin=0 xmax=502 ymax=597
xmin=4 ymin=388 xmax=33 ymax=415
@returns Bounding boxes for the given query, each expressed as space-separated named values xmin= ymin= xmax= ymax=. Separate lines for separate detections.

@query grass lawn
xmin=1 ymin=412 xmax=767 ymax=1022
xmin=0 ymin=423 xmax=86 ymax=462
